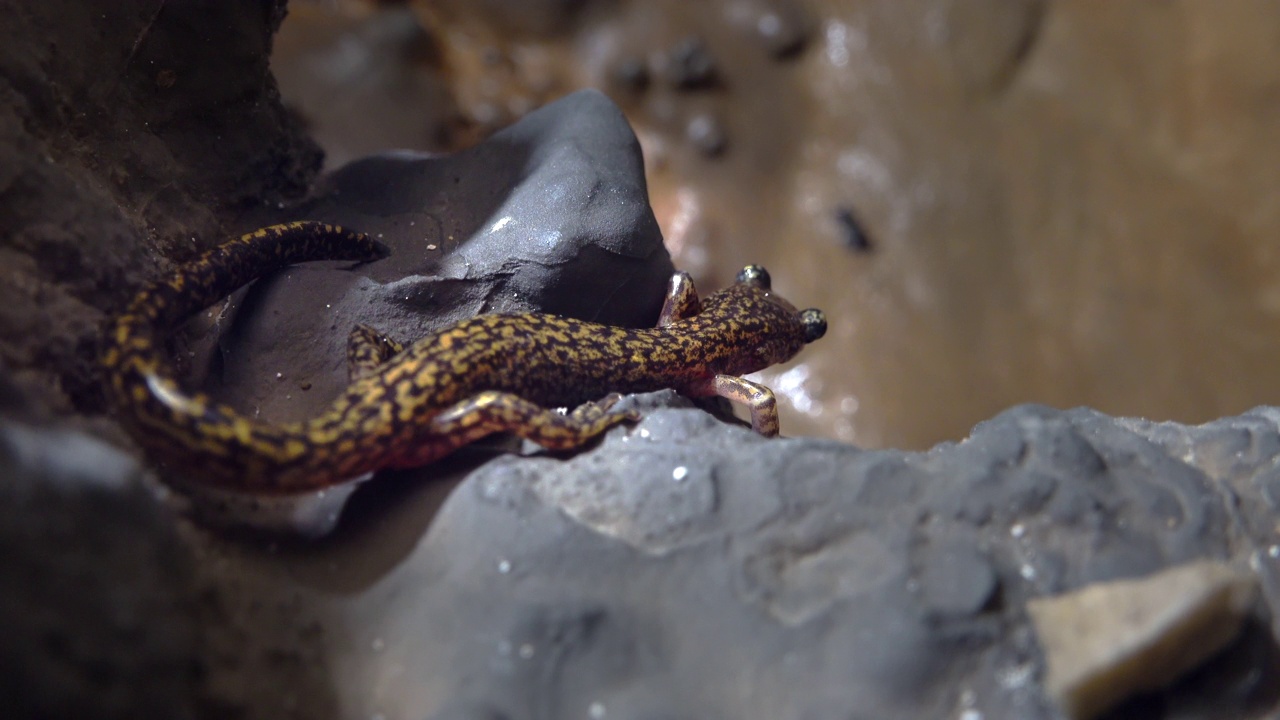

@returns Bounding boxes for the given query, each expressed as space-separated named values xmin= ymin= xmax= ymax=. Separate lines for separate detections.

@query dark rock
xmin=836 ymin=205 xmax=873 ymax=252
xmin=0 ymin=420 xmax=201 ymax=720
xmin=201 ymin=90 xmax=673 ymax=427
xmin=666 ymin=36 xmax=719 ymax=90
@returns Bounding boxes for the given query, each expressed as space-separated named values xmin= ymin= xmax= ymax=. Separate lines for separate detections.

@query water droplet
xmin=672 ymin=466 xmax=688 ymax=481
xmin=497 ymin=559 xmax=512 ymax=574
xmin=588 ymin=702 xmax=606 ymax=719
xmin=518 ymin=643 xmax=535 ymax=659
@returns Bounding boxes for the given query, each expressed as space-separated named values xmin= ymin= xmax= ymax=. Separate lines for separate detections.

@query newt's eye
xmin=800 ymin=308 xmax=827 ymax=343
xmin=736 ymin=265 xmax=771 ymax=289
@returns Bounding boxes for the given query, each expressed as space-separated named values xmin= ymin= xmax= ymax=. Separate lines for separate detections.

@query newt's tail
xmin=100 ymin=222 xmax=388 ymax=488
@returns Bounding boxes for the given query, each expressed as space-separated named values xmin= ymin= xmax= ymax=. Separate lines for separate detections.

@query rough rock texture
xmin=0 ymin=419 xmax=200 ymax=720
xmin=234 ymin=400 xmax=1278 ymax=720
xmin=0 ymin=0 xmax=320 ymax=419
xmin=195 ymin=89 xmax=673 ymax=428
xmin=9 ymin=392 xmax=1280 ymax=719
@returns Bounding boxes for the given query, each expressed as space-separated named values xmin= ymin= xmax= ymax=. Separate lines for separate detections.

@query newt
xmin=102 ymin=221 xmax=827 ymax=493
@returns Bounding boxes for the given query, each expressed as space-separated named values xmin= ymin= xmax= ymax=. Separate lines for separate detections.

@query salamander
xmin=102 ymin=221 xmax=827 ymax=493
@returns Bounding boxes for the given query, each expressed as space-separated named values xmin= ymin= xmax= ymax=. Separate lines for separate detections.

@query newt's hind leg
xmin=685 ymin=374 xmax=780 ymax=436
xmin=431 ymin=391 xmax=640 ymax=450
xmin=657 ymin=272 xmax=701 ymax=326
xmin=347 ymin=324 xmax=405 ymax=380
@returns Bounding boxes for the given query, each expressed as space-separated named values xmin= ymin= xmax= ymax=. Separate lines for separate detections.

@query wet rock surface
xmin=198 ymin=90 xmax=673 ymax=426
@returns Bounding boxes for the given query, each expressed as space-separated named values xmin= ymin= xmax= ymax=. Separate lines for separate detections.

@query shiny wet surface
xmin=275 ymin=0 xmax=1280 ymax=450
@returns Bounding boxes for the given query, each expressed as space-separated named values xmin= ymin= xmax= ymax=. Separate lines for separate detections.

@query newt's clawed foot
xmin=569 ymin=393 xmax=637 ymax=424
xmin=686 ymin=374 xmax=781 ymax=437
xmin=432 ymin=391 xmax=639 ymax=452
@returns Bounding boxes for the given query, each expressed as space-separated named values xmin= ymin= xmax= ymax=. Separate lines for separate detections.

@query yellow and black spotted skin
xmin=102 ymin=221 xmax=827 ymax=494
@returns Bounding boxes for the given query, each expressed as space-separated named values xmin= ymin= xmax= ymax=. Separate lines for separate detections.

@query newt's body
xmin=102 ymin=222 xmax=827 ymax=493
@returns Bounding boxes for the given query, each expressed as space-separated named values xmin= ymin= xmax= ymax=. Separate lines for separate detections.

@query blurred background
xmin=272 ymin=0 xmax=1280 ymax=449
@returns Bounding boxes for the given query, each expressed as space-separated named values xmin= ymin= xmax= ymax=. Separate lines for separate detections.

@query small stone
xmin=667 ymin=36 xmax=718 ymax=90
xmin=1028 ymin=560 xmax=1258 ymax=720
xmin=686 ymin=113 xmax=727 ymax=157
xmin=835 ymin=206 xmax=872 ymax=252
xmin=610 ymin=56 xmax=650 ymax=92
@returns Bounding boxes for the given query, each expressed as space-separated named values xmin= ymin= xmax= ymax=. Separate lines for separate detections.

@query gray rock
xmin=915 ymin=540 xmax=998 ymax=619
xmin=200 ymin=90 xmax=673 ymax=427
xmin=318 ymin=402 xmax=1279 ymax=720
xmin=8 ymin=397 xmax=1280 ymax=720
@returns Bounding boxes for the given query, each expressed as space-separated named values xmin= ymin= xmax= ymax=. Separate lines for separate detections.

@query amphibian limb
xmin=102 ymin=222 xmax=827 ymax=493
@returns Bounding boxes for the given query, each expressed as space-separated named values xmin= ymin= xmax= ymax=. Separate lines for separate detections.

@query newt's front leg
xmin=430 ymin=391 xmax=640 ymax=450
xmin=657 ymin=271 xmax=701 ymax=326
xmin=347 ymin=323 xmax=405 ymax=380
xmin=659 ymin=268 xmax=787 ymax=436
xmin=685 ymin=374 xmax=781 ymax=437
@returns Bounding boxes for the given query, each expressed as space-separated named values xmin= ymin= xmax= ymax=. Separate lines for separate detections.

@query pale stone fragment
xmin=1029 ymin=560 xmax=1258 ymax=720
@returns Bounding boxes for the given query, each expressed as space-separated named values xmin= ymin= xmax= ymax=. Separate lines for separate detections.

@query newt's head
xmin=709 ymin=265 xmax=826 ymax=376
